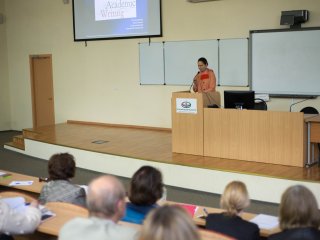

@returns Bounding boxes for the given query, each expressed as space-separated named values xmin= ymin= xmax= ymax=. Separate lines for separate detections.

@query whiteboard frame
xmin=250 ymin=27 xmax=320 ymax=97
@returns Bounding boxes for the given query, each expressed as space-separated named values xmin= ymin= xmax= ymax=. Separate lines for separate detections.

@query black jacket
xmin=268 ymin=227 xmax=320 ymax=240
xmin=206 ymin=213 xmax=260 ymax=240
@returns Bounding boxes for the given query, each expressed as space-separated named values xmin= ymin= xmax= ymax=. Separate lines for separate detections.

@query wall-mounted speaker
xmin=280 ymin=10 xmax=309 ymax=29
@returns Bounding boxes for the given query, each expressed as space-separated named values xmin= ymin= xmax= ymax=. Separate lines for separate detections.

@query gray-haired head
xmin=86 ymin=175 xmax=126 ymax=221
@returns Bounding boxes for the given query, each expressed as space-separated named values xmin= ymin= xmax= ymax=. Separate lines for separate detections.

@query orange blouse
xmin=193 ymin=68 xmax=216 ymax=93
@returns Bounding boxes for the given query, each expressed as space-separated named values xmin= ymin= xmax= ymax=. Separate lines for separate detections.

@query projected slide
xmin=95 ymin=0 xmax=137 ymax=21
xmin=73 ymin=0 xmax=161 ymax=40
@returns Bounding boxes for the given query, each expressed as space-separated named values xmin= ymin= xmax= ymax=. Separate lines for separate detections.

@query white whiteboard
xmin=164 ymin=40 xmax=219 ymax=85
xmin=139 ymin=42 xmax=164 ymax=85
xmin=219 ymin=38 xmax=248 ymax=86
xmin=251 ymin=28 xmax=320 ymax=95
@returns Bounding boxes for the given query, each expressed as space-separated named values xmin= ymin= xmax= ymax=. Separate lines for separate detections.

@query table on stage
xmin=172 ymin=91 xmax=307 ymax=167
xmin=305 ymin=114 xmax=320 ymax=166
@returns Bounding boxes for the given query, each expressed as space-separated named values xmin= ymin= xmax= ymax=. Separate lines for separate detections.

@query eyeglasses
xmin=38 ymin=177 xmax=49 ymax=182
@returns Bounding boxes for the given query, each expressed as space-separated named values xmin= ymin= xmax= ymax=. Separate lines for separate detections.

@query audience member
xmin=139 ymin=205 xmax=201 ymax=240
xmin=206 ymin=181 xmax=260 ymax=240
xmin=0 ymin=198 xmax=41 ymax=236
xmin=38 ymin=153 xmax=86 ymax=206
xmin=59 ymin=175 xmax=138 ymax=240
xmin=268 ymin=185 xmax=320 ymax=240
xmin=122 ymin=166 xmax=164 ymax=224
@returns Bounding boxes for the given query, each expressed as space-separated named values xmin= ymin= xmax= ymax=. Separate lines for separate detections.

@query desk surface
xmin=0 ymin=169 xmax=43 ymax=194
xmin=164 ymin=201 xmax=280 ymax=238
xmin=38 ymin=203 xmax=233 ymax=240
xmin=305 ymin=114 xmax=320 ymax=123
xmin=38 ymin=202 xmax=88 ymax=236
xmin=1 ymin=170 xmax=278 ymax=238
xmin=195 ymin=206 xmax=280 ymax=237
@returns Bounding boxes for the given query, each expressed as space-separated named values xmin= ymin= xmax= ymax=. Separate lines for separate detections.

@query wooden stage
xmin=5 ymin=120 xmax=320 ymax=205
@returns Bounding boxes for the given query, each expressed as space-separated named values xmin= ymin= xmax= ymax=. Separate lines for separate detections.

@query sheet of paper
xmin=0 ymin=171 xmax=11 ymax=177
xmin=1 ymin=198 xmax=55 ymax=221
xmin=1 ymin=197 xmax=25 ymax=208
xmin=0 ymin=197 xmax=27 ymax=212
xmin=250 ymin=214 xmax=279 ymax=229
xmin=9 ymin=180 xmax=34 ymax=186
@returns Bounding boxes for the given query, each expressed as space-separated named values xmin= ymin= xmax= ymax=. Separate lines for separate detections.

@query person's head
xmin=197 ymin=57 xmax=208 ymax=72
xmin=279 ymin=185 xmax=320 ymax=230
xmin=220 ymin=181 xmax=250 ymax=216
xmin=139 ymin=205 xmax=201 ymax=240
xmin=129 ymin=166 xmax=163 ymax=205
xmin=86 ymin=175 xmax=126 ymax=221
xmin=48 ymin=153 xmax=76 ymax=180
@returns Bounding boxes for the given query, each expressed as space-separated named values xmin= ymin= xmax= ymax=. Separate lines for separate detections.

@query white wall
xmin=0 ymin=0 xmax=11 ymax=130
xmin=3 ymin=0 xmax=320 ymax=130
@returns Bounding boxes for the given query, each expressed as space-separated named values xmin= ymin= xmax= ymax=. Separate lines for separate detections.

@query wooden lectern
xmin=171 ymin=91 xmax=220 ymax=155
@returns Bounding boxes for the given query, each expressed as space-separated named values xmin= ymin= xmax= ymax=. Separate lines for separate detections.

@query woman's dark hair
xmin=48 ymin=153 xmax=76 ymax=180
xmin=198 ymin=57 xmax=208 ymax=65
xmin=129 ymin=166 xmax=163 ymax=205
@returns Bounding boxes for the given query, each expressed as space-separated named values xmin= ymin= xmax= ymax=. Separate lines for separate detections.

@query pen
xmin=203 ymin=208 xmax=209 ymax=216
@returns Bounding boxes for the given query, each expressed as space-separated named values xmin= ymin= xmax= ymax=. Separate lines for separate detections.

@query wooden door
xmin=30 ymin=54 xmax=55 ymax=128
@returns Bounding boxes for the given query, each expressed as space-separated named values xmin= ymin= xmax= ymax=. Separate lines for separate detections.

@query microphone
xmin=189 ymin=72 xmax=200 ymax=93
xmin=289 ymin=98 xmax=309 ymax=112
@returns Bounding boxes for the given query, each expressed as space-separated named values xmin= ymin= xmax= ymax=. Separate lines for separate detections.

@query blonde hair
xmin=220 ymin=181 xmax=250 ymax=215
xmin=279 ymin=185 xmax=320 ymax=230
xmin=139 ymin=205 xmax=201 ymax=240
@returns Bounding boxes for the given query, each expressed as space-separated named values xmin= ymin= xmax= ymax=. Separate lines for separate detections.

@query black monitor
xmin=224 ymin=90 xmax=255 ymax=109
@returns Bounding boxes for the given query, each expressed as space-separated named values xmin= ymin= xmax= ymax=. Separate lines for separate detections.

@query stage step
xmin=22 ymin=129 xmax=39 ymax=139
xmin=4 ymin=129 xmax=39 ymax=151
xmin=12 ymin=135 xmax=25 ymax=149
xmin=5 ymin=135 xmax=25 ymax=150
